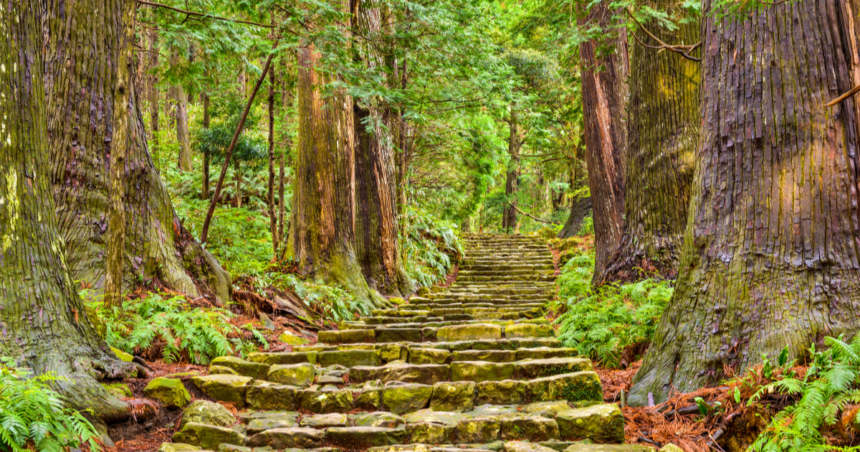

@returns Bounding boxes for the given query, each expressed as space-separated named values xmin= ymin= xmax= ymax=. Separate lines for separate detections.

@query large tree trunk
xmin=268 ymin=59 xmax=279 ymax=257
xmin=148 ymin=30 xmax=159 ymax=153
xmin=286 ymin=37 xmax=385 ymax=308
xmin=502 ymin=108 xmax=520 ymax=233
xmin=169 ymin=51 xmax=192 ymax=172
xmin=1 ymin=0 xmax=135 ymax=435
xmin=353 ymin=0 xmax=414 ymax=296
xmin=579 ymin=1 xmax=628 ymax=284
xmin=596 ymin=1 xmax=699 ymax=284
xmin=45 ymin=0 xmax=231 ymax=304
xmin=557 ymin=196 xmax=592 ymax=238
xmin=629 ymin=0 xmax=860 ymax=406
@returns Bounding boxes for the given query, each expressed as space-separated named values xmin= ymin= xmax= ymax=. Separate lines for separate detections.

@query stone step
xmin=318 ymin=323 xmax=555 ymax=344
xmin=341 ymin=317 xmax=549 ymax=330
xmin=363 ymin=311 xmax=541 ymax=325
xmin=460 ymin=264 xmax=555 ymax=271
xmin=190 ymin=371 xmax=605 ymax=414
xmin=349 ymin=357 xmax=592 ymax=385
xmin=423 ymin=296 xmax=552 ymax=303
xmin=234 ymin=403 xmax=624 ymax=449
xmin=244 ymin=346 xmax=576 ymax=371
xmin=405 ymin=302 xmax=547 ymax=310
xmin=374 ymin=306 xmax=542 ymax=317
xmin=293 ymin=337 xmax=565 ymax=353
xmin=457 ymin=269 xmax=555 ymax=276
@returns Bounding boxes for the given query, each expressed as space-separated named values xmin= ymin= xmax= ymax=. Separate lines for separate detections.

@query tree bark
xmin=557 ymin=196 xmax=592 ymax=238
xmin=579 ymin=1 xmax=628 ymax=284
xmin=353 ymin=0 xmax=414 ymax=296
xmin=286 ymin=32 xmax=385 ymax=308
xmin=45 ymin=0 xmax=231 ymax=305
xmin=268 ymin=54 xmax=279 ymax=258
xmin=502 ymin=107 xmax=521 ymax=233
xmin=169 ymin=51 xmax=192 ymax=172
xmin=202 ymin=86 xmax=211 ymax=199
xmin=596 ymin=1 xmax=699 ymax=284
xmin=630 ymin=0 xmax=860 ymax=406
xmin=1 ymin=0 xmax=135 ymax=433
xmin=148 ymin=30 xmax=159 ymax=153
xmin=105 ymin=0 xmax=135 ymax=308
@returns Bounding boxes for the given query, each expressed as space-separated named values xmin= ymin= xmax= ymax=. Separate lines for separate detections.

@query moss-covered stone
xmin=351 ymin=412 xmax=405 ymax=428
xmin=562 ymin=445 xmax=652 ymax=452
xmin=453 ymin=350 xmax=518 ymax=363
xmin=504 ymin=441 xmax=558 ymax=452
xmin=180 ymin=400 xmax=236 ymax=429
xmin=438 ymin=324 xmax=502 ymax=342
xmin=318 ymin=349 xmax=381 ymax=368
xmin=143 ymin=378 xmax=191 ymax=408
xmin=102 ymin=382 xmax=132 ymax=399
xmin=431 ymin=381 xmax=476 ymax=412
xmin=326 ymin=426 xmax=409 ymax=448
xmin=381 ymin=384 xmax=433 ymax=414
xmin=209 ymin=365 xmax=239 ymax=376
xmin=318 ymin=329 xmax=375 ymax=344
xmin=246 ymin=427 xmax=324 ymax=449
xmin=157 ymin=443 xmax=201 ymax=452
xmin=351 ymin=362 xmax=450 ymax=385
xmin=514 ymin=358 xmax=592 ymax=379
xmin=556 ymin=404 xmax=624 ymax=443
xmin=246 ymin=416 xmax=297 ymax=435
xmin=210 ymin=356 xmax=270 ymax=380
xmin=409 ymin=347 xmax=452 ymax=365
xmin=527 ymin=372 xmax=603 ymax=403
xmin=452 ymin=361 xmax=514 ymax=382
xmin=522 ymin=401 xmax=572 ymax=417
xmin=301 ymin=413 xmax=347 ymax=428
xmin=192 ymin=375 xmax=252 ymax=407
xmin=500 ymin=416 xmax=560 ymax=442
xmin=417 ymin=287 xmax=431 ymax=296
xmin=354 ymin=389 xmax=382 ymax=411
xmin=111 ymin=346 xmax=134 ymax=362
xmin=407 ymin=422 xmax=455 ymax=444
xmin=517 ymin=348 xmax=578 ymax=361
xmin=267 ymin=363 xmax=315 ymax=387
xmin=298 ymin=389 xmax=354 ymax=413
xmin=475 ymin=380 xmax=528 ymax=405
xmin=379 ymin=343 xmax=409 ymax=362
xmin=505 ymin=324 xmax=554 ymax=339
xmin=245 ymin=383 xmax=298 ymax=411
xmin=249 ymin=351 xmax=317 ymax=366
xmin=172 ymin=422 xmax=245 ymax=449
xmin=455 ymin=417 xmax=501 ymax=443
xmin=659 ymin=444 xmax=685 ymax=452
xmin=278 ymin=331 xmax=310 ymax=346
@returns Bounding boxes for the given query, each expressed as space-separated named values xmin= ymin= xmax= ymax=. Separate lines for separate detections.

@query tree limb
xmin=137 ymin=0 xmax=275 ymax=28
xmin=508 ymin=202 xmax=560 ymax=225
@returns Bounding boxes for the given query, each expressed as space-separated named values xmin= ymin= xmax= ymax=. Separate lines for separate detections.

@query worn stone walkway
xmin=164 ymin=233 xmax=650 ymax=452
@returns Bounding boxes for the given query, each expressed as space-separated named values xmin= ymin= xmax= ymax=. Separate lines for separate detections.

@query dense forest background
xmin=5 ymin=0 xmax=860 ymax=451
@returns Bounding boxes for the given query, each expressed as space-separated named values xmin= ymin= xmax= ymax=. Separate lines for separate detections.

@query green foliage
xmin=83 ymin=291 xmax=267 ymax=365
xmin=0 ymin=358 xmax=99 ymax=452
xmin=553 ymin=250 xmax=673 ymax=367
xmin=578 ymin=216 xmax=594 ymax=235
xmin=259 ymin=272 xmax=369 ymax=323
xmin=748 ymin=336 xmax=860 ymax=452
xmin=402 ymin=205 xmax=462 ymax=288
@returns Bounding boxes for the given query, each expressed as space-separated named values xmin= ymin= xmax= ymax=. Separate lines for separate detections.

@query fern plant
xmin=553 ymin=251 xmax=673 ymax=367
xmin=0 ymin=358 xmax=100 ymax=452
xmin=401 ymin=205 xmax=462 ymax=288
xmin=84 ymin=291 xmax=268 ymax=365
xmin=749 ymin=336 xmax=860 ymax=451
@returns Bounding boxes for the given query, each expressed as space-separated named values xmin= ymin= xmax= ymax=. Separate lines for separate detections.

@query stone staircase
xmin=166 ymin=233 xmax=650 ymax=452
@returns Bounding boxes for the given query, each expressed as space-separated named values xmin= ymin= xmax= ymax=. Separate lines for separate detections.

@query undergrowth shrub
xmin=259 ymin=272 xmax=369 ymax=323
xmin=552 ymin=250 xmax=673 ymax=367
xmin=0 ymin=358 xmax=99 ymax=452
xmin=83 ymin=291 xmax=267 ymax=364
xmin=747 ymin=335 xmax=860 ymax=451
xmin=402 ymin=206 xmax=462 ymax=288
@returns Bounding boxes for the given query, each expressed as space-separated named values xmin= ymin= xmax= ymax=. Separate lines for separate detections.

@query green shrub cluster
xmin=553 ymin=251 xmax=673 ymax=368
xmin=746 ymin=336 xmax=860 ymax=451
xmin=402 ymin=205 xmax=463 ymax=288
xmin=258 ymin=272 xmax=369 ymax=323
xmin=83 ymin=291 xmax=267 ymax=365
xmin=0 ymin=358 xmax=99 ymax=452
